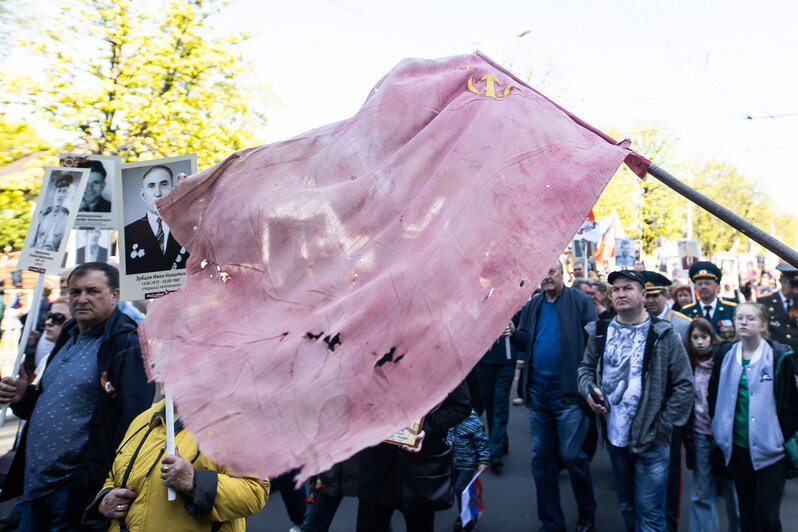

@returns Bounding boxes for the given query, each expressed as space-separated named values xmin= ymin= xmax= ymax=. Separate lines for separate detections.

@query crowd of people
xmin=0 ymin=254 xmax=796 ymax=532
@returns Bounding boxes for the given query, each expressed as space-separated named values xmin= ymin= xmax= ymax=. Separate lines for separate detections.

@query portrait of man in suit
xmin=76 ymin=229 xmax=109 ymax=264
xmin=123 ymin=164 xmax=188 ymax=275
xmin=77 ymin=160 xmax=111 ymax=212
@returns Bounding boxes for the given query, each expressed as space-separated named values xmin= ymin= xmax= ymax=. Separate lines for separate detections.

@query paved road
xmin=0 ymin=386 xmax=797 ymax=531
xmin=248 ymin=386 xmax=798 ymax=532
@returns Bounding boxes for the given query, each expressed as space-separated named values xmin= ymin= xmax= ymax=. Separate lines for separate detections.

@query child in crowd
xmin=685 ymin=318 xmax=740 ymax=532
xmin=447 ymin=409 xmax=490 ymax=531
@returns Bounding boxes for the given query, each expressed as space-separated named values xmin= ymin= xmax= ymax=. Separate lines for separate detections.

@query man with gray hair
xmin=508 ymin=260 xmax=598 ymax=532
xmin=124 ymin=164 xmax=188 ymax=274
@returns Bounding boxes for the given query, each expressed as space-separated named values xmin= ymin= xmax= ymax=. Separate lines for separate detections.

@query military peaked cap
xmin=689 ymin=261 xmax=721 ymax=283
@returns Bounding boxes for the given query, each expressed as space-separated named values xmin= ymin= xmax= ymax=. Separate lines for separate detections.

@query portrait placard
xmin=677 ymin=239 xmax=701 ymax=270
xmin=572 ymin=239 xmax=589 ymax=276
xmin=384 ymin=417 xmax=425 ymax=448
xmin=614 ymin=237 xmax=636 ymax=268
xmin=59 ymin=153 xmax=120 ymax=230
xmin=713 ymin=251 xmax=740 ymax=290
xmin=117 ymin=154 xmax=197 ymax=300
xmin=74 ymin=229 xmax=113 ymax=264
xmin=18 ymin=167 xmax=89 ymax=273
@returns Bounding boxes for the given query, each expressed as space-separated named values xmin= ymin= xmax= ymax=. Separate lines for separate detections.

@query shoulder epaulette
xmin=720 ymin=299 xmax=737 ymax=307
xmin=681 ymin=302 xmax=697 ymax=311
xmin=673 ymin=310 xmax=692 ymax=321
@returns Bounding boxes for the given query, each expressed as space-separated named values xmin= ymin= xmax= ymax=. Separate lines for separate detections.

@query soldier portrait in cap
xmin=32 ymin=171 xmax=78 ymax=251
xmin=18 ymin=166 xmax=89 ymax=274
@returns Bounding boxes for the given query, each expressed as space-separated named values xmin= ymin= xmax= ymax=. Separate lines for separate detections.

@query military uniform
xmin=641 ymin=270 xmax=694 ymax=341
xmin=682 ymin=261 xmax=737 ymax=340
xmin=758 ymin=263 xmax=798 ymax=353
xmin=757 ymin=292 xmax=798 ymax=353
xmin=32 ymin=205 xmax=70 ymax=251
xmin=661 ymin=308 xmax=691 ymax=340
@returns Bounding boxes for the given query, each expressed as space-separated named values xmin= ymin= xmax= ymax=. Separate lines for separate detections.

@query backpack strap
xmin=595 ymin=319 xmax=610 ymax=358
xmin=595 ymin=319 xmax=610 ymax=379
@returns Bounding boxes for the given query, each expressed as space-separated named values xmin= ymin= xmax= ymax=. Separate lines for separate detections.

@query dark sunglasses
xmin=45 ymin=312 xmax=67 ymax=325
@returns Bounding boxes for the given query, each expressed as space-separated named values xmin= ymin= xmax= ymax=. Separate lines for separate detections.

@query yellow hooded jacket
xmin=84 ymin=399 xmax=269 ymax=531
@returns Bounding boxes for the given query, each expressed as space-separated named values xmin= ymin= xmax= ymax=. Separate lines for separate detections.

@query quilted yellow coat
xmin=83 ymin=400 xmax=269 ymax=531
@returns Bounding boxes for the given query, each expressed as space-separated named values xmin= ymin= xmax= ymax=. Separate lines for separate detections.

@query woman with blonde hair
xmin=708 ymin=302 xmax=798 ymax=531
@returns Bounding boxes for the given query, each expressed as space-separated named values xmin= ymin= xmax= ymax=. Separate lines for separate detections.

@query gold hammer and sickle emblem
xmin=467 ymin=74 xmax=520 ymax=99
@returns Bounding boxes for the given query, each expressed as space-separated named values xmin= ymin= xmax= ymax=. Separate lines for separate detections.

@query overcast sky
xmin=220 ymin=0 xmax=798 ymax=218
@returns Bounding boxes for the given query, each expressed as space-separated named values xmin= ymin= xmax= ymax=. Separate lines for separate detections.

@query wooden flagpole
xmin=0 ymin=274 xmax=46 ymax=427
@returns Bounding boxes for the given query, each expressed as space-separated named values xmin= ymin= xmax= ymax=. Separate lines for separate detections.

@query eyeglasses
xmin=45 ymin=312 xmax=67 ymax=325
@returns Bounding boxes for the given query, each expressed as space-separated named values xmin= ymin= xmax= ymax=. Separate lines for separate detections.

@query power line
xmin=327 ymin=0 xmax=448 ymax=54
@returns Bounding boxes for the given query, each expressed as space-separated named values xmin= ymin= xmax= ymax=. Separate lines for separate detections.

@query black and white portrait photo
xmin=18 ymin=166 xmax=89 ymax=273
xmin=59 ymin=153 xmax=119 ymax=230
xmin=614 ymin=238 xmax=636 ymax=268
xmin=117 ymin=154 xmax=197 ymax=300
xmin=32 ymin=171 xmax=80 ymax=251
xmin=75 ymin=229 xmax=111 ymax=264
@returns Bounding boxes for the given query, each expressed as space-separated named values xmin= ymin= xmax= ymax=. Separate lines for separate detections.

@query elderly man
xmin=124 ymin=164 xmax=189 ymax=274
xmin=681 ymin=261 xmax=737 ymax=339
xmin=509 ymin=260 xmax=598 ymax=532
xmin=0 ymin=262 xmax=155 ymax=530
xmin=77 ymin=160 xmax=111 ymax=212
xmin=578 ymin=270 xmax=694 ymax=532
xmin=33 ymin=173 xmax=72 ymax=251
xmin=757 ymin=263 xmax=798 ymax=354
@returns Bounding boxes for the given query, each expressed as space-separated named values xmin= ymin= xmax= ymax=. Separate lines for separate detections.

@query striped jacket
xmin=447 ymin=410 xmax=490 ymax=469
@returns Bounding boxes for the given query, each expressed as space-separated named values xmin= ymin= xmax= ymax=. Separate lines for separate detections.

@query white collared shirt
xmin=699 ymin=298 xmax=718 ymax=318
xmin=779 ymin=290 xmax=791 ymax=313
xmin=146 ymin=211 xmax=170 ymax=248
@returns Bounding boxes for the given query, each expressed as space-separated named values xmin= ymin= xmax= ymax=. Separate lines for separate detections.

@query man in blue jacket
xmin=0 ymin=262 xmax=155 ymax=530
xmin=509 ymin=260 xmax=598 ymax=532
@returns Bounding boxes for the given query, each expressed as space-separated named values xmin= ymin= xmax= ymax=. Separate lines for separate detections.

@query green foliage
xmin=687 ymin=162 xmax=775 ymax=256
xmin=593 ymin=125 xmax=690 ymax=253
xmin=0 ymin=185 xmax=37 ymax=249
xmin=0 ymin=115 xmax=49 ymax=165
xmin=2 ymin=0 xmax=276 ymax=168
xmin=592 ymin=125 xmax=798 ymax=257
xmin=0 ymin=115 xmax=50 ymax=249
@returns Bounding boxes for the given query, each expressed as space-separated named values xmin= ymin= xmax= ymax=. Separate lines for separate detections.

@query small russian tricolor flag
xmin=460 ymin=470 xmax=484 ymax=526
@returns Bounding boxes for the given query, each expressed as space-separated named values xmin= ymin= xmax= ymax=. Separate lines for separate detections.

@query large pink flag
xmin=141 ymin=52 xmax=648 ymax=481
